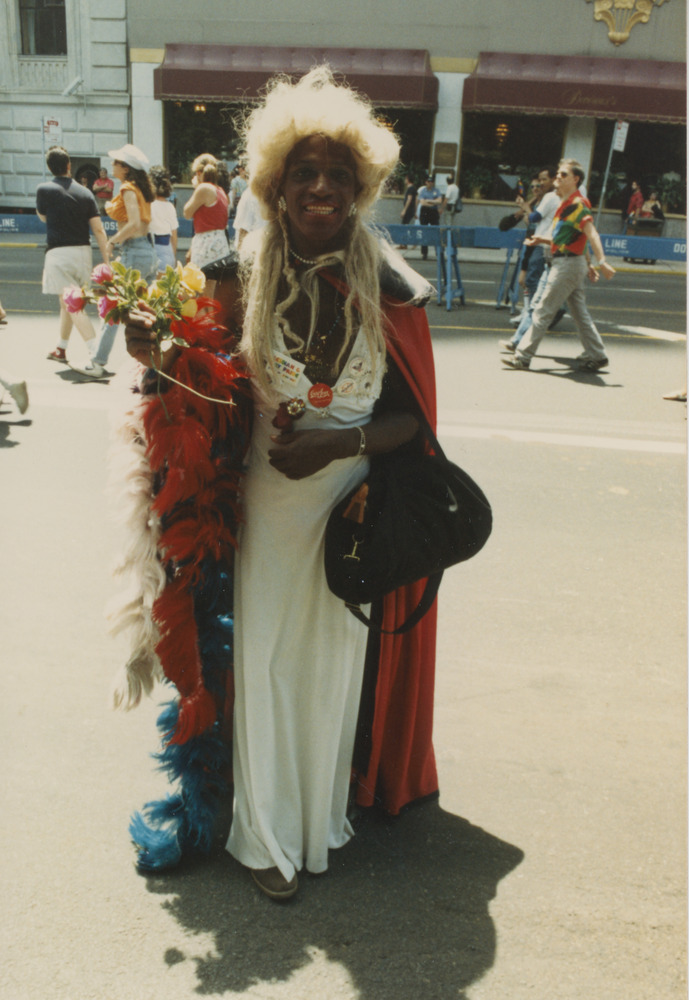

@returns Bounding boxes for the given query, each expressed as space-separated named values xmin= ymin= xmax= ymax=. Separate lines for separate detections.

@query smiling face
xmin=280 ymin=135 xmax=359 ymax=256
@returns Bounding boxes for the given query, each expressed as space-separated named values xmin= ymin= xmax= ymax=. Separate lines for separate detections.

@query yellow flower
xmin=180 ymin=298 xmax=199 ymax=318
xmin=181 ymin=263 xmax=206 ymax=294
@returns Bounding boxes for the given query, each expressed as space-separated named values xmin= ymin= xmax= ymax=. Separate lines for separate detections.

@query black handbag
xmin=324 ymin=426 xmax=492 ymax=633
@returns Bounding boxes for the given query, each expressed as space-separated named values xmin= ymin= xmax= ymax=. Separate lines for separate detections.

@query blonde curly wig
xmin=238 ymin=65 xmax=401 ymax=399
xmin=242 ymin=65 xmax=400 ymax=220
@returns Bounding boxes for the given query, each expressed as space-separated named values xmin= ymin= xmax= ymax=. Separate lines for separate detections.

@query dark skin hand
xmin=268 ymin=412 xmax=419 ymax=480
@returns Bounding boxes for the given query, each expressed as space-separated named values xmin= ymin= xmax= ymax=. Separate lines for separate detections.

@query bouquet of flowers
xmin=63 ymin=260 xmax=211 ymax=356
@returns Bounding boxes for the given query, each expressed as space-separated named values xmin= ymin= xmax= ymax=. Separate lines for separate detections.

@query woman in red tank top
xmin=183 ymin=153 xmax=230 ymax=299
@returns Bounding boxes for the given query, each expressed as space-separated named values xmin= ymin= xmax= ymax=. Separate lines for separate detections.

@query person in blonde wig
xmin=124 ymin=65 xmax=441 ymax=902
xmin=239 ymin=66 xmax=404 ymax=402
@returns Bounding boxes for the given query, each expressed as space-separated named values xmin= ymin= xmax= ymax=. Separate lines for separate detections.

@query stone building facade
xmin=1 ymin=0 xmax=685 ymax=217
xmin=0 ymin=0 xmax=129 ymax=209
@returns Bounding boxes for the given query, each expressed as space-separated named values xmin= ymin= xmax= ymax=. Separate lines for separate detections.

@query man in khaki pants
xmin=502 ymin=158 xmax=615 ymax=373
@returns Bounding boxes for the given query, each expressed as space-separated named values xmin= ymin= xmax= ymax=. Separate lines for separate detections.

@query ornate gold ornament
xmin=586 ymin=0 xmax=669 ymax=46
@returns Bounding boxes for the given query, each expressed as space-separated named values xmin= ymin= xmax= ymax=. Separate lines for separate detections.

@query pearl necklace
xmin=289 ymin=247 xmax=323 ymax=266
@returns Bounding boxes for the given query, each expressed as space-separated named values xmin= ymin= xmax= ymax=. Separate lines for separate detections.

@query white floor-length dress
xmin=227 ymin=327 xmax=384 ymax=881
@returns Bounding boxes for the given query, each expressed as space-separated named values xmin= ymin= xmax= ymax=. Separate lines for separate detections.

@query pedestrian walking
xmin=71 ymin=144 xmax=157 ymax=379
xmin=183 ymin=153 xmax=231 ymax=299
xmin=502 ymin=158 xmax=615 ymax=372
xmin=233 ymin=185 xmax=268 ymax=248
xmin=92 ymin=167 xmax=114 ymax=217
xmin=148 ymin=165 xmax=179 ymax=272
xmin=229 ymin=163 xmax=248 ymax=216
xmin=0 ymin=298 xmax=28 ymax=414
xmin=417 ymin=175 xmax=442 ymax=259
xmin=396 ymin=172 xmax=417 ymax=248
xmin=500 ymin=165 xmax=560 ymax=351
xmin=119 ymin=65 xmax=440 ymax=901
xmin=36 ymin=145 xmax=110 ymax=367
xmin=441 ymin=171 xmax=461 ymax=223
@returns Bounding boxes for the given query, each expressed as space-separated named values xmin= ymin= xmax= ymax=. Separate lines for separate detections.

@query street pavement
xmin=0 ymin=246 xmax=686 ymax=1000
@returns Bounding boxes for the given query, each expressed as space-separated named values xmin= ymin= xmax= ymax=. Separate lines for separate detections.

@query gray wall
xmin=127 ymin=0 xmax=685 ymax=62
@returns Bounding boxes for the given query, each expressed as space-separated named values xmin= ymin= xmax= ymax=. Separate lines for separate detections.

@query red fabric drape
xmin=353 ymin=296 xmax=440 ymax=814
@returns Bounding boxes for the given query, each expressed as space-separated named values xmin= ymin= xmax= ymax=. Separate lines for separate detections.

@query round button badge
xmin=308 ymin=383 xmax=334 ymax=408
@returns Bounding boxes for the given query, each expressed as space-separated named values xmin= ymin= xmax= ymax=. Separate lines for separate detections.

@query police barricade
xmin=462 ymin=227 xmax=687 ymax=312
xmin=384 ymin=224 xmax=466 ymax=311
xmin=2 ymin=214 xmax=685 ymax=314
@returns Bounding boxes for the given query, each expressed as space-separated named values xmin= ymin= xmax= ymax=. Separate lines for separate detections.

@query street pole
xmin=595 ymin=121 xmax=629 ymax=230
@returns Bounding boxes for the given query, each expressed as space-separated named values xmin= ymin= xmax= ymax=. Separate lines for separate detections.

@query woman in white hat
xmin=73 ymin=144 xmax=157 ymax=378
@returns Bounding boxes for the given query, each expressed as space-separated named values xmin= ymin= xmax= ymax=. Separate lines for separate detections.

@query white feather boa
xmin=107 ymin=370 xmax=167 ymax=710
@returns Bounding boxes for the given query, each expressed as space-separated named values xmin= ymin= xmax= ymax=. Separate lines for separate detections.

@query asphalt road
xmin=0 ymin=243 xmax=686 ymax=1000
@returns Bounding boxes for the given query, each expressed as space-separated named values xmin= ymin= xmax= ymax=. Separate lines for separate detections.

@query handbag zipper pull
xmin=342 ymin=483 xmax=368 ymax=523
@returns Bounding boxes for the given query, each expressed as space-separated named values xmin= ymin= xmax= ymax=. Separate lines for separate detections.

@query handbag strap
xmin=345 ymin=570 xmax=443 ymax=635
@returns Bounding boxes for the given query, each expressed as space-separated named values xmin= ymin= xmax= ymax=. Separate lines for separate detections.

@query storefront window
xmin=19 ymin=0 xmax=66 ymax=56
xmin=589 ymin=120 xmax=686 ymax=215
xmin=164 ymin=101 xmax=243 ymax=182
xmin=379 ymin=108 xmax=434 ymax=192
xmin=460 ymin=112 xmax=566 ymax=200
xmin=165 ymin=100 xmax=434 ymax=194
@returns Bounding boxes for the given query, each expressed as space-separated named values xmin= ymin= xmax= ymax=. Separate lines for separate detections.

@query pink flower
xmin=62 ymin=285 xmax=87 ymax=313
xmin=91 ymin=263 xmax=114 ymax=286
xmin=98 ymin=295 xmax=119 ymax=323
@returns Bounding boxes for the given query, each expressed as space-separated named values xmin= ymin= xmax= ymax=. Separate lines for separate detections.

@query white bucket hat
xmin=108 ymin=144 xmax=150 ymax=172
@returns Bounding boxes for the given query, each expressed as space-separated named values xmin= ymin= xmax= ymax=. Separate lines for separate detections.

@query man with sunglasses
xmin=502 ymin=158 xmax=615 ymax=372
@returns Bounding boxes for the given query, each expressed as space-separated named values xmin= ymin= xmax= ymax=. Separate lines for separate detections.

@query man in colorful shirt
xmin=503 ymin=158 xmax=615 ymax=372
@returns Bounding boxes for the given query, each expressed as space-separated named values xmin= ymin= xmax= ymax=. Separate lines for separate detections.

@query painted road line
xmin=473 ymin=300 xmax=686 ymax=316
xmin=429 ymin=324 xmax=678 ymax=340
xmin=437 ymin=422 xmax=685 ymax=455
xmin=613 ymin=325 xmax=686 ymax=342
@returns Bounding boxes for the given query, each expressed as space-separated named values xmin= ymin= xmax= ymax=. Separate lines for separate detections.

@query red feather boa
xmin=141 ymin=309 xmax=251 ymax=744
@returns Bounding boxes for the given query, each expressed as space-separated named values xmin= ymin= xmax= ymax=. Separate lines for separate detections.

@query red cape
xmin=352 ymin=294 xmax=440 ymax=814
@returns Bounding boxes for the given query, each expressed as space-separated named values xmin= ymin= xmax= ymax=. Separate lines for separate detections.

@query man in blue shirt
xmin=417 ymin=175 xmax=442 ymax=260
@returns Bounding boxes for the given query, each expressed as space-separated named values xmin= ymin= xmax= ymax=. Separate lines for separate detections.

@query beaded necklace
xmin=289 ymin=247 xmax=321 ymax=267
xmin=285 ymin=274 xmax=346 ymax=385
xmin=298 ymin=297 xmax=343 ymax=384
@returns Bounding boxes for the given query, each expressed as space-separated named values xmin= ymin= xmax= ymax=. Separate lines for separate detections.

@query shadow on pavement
xmin=143 ymin=801 xmax=523 ymax=999
xmin=503 ymin=355 xmax=623 ymax=387
xmin=0 ymin=409 xmax=31 ymax=446
xmin=54 ymin=367 xmax=113 ymax=384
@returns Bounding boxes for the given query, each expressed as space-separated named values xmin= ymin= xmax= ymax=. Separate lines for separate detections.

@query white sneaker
xmin=70 ymin=360 xmax=108 ymax=379
xmin=8 ymin=381 xmax=29 ymax=414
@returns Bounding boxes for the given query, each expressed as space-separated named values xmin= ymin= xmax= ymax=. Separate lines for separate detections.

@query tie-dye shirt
xmin=551 ymin=190 xmax=593 ymax=255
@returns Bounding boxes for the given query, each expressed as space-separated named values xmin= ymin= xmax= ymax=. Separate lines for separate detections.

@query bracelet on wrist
xmin=355 ymin=425 xmax=366 ymax=456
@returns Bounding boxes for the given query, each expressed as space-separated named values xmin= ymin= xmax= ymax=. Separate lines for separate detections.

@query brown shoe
xmin=251 ymin=867 xmax=298 ymax=900
xmin=47 ymin=347 xmax=68 ymax=363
